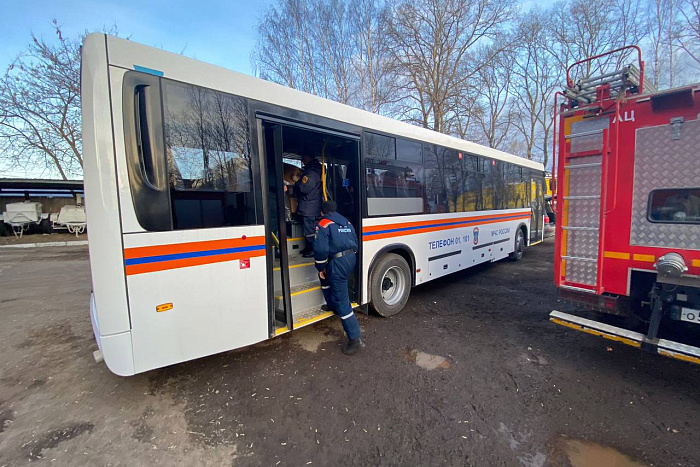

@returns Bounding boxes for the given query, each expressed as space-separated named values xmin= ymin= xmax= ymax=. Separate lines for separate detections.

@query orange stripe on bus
xmin=125 ymin=249 xmax=265 ymax=276
xmin=364 ymin=214 xmax=531 ymax=241
xmin=362 ymin=211 xmax=531 ymax=234
xmin=124 ymin=236 xmax=266 ymax=260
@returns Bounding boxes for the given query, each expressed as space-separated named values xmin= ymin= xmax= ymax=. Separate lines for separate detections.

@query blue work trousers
xmin=302 ymin=216 xmax=318 ymax=250
xmin=319 ymin=254 xmax=361 ymax=340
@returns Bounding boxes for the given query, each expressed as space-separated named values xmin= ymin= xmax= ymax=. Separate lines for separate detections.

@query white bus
xmin=81 ymin=34 xmax=546 ymax=375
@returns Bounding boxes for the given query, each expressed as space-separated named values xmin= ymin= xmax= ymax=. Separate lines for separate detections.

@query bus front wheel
xmin=370 ymin=253 xmax=411 ymax=317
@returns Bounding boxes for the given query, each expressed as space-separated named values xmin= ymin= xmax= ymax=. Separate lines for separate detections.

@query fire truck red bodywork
xmin=551 ymin=47 xmax=700 ymax=364
xmin=555 ymin=87 xmax=700 ymax=296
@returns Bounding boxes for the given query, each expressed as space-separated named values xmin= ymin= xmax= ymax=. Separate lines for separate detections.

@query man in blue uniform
xmin=314 ymin=200 xmax=363 ymax=355
xmin=296 ymin=155 xmax=323 ymax=257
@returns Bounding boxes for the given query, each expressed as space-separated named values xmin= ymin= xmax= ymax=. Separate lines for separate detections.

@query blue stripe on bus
xmin=124 ymin=244 xmax=265 ymax=265
xmin=363 ymin=213 xmax=527 ymax=237
xmin=133 ymin=65 xmax=165 ymax=76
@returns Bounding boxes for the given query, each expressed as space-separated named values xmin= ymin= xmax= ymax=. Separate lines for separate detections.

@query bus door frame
xmin=255 ymin=112 xmax=363 ymax=334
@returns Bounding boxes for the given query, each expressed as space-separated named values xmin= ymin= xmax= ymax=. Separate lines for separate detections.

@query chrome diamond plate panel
xmin=566 ymin=230 xmax=599 ymax=285
xmin=568 ymin=156 xmax=603 ymax=198
xmin=570 ymin=117 xmax=609 ymax=154
xmin=565 ymin=154 xmax=603 ymax=286
xmin=630 ymin=119 xmax=700 ymax=250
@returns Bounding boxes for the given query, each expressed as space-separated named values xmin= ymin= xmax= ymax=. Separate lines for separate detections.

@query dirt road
xmin=1 ymin=240 xmax=699 ymax=466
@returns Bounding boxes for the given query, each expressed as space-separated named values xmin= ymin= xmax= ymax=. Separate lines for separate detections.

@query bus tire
xmin=370 ymin=253 xmax=411 ymax=317
xmin=510 ymin=228 xmax=525 ymax=261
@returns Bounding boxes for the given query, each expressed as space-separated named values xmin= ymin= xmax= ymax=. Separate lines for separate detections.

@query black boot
xmin=321 ymin=304 xmax=334 ymax=312
xmin=342 ymin=338 xmax=363 ymax=355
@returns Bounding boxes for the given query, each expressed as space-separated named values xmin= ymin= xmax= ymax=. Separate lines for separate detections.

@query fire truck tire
xmin=510 ymin=228 xmax=525 ymax=261
xmin=370 ymin=253 xmax=411 ymax=317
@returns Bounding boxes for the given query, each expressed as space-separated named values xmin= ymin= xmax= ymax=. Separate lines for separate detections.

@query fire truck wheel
xmin=510 ymin=228 xmax=525 ymax=261
xmin=370 ymin=253 xmax=411 ymax=317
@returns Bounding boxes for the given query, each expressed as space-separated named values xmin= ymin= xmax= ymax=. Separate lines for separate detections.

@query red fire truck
xmin=550 ymin=46 xmax=700 ymax=364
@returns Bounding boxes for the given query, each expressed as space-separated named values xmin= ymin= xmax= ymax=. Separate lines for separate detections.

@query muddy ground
xmin=0 ymin=239 xmax=699 ymax=466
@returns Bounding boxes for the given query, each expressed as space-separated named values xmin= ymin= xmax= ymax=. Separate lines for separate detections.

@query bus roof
xmin=92 ymin=33 xmax=544 ymax=172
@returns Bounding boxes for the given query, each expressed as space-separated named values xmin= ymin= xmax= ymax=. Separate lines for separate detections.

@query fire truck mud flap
xmin=549 ymin=310 xmax=700 ymax=365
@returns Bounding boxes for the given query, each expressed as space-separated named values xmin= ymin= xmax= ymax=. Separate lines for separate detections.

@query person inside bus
xmin=314 ymin=200 xmax=363 ymax=355
xmin=296 ymin=154 xmax=323 ymax=257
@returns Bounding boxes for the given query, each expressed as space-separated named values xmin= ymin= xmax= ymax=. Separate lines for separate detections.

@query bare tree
xmin=254 ymin=0 xmax=320 ymax=94
xmin=644 ymin=0 xmax=685 ymax=88
xmin=350 ymin=0 xmax=399 ymax=113
xmin=678 ymin=0 xmax=700 ymax=68
xmin=548 ymin=0 xmax=647 ymax=81
xmin=511 ymin=10 xmax=560 ymax=167
xmin=386 ymin=0 xmax=515 ymax=133
xmin=472 ymin=44 xmax=515 ymax=150
xmin=0 ymin=22 xmax=82 ymax=179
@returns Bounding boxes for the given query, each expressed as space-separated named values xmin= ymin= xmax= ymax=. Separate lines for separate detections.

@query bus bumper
xmin=550 ymin=310 xmax=700 ymax=365
xmin=90 ymin=293 xmax=136 ymax=376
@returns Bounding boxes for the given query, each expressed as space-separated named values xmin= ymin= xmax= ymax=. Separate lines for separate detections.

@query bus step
xmin=293 ymin=305 xmax=334 ymax=329
xmin=291 ymin=282 xmax=325 ymax=314
xmin=286 ymin=236 xmax=305 ymax=254
xmin=273 ymin=261 xmax=318 ymax=290
xmin=550 ymin=310 xmax=700 ymax=365
xmin=274 ymin=281 xmax=326 ymax=317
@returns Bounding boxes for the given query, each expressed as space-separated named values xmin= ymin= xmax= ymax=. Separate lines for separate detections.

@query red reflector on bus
xmin=240 ymin=258 xmax=251 ymax=269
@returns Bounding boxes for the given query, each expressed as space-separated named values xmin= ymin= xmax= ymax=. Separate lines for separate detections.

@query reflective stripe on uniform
xmin=340 ymin=312 xmax=354 ymax=320
xmin=322 ymin=286 xmax=330 ymax=290
xmin=315 ymin=259 xmax=327 ymax=264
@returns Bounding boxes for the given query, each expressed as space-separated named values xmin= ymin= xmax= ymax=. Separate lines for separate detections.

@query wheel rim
xmin=381 ymin=266 xmax=406 ymax=306
xmin=516 ymin=231 xmax=524 ymax=255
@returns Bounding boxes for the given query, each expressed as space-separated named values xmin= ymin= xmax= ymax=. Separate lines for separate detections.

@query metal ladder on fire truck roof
xmin=564 ymin=45 xmax=656 ymax=107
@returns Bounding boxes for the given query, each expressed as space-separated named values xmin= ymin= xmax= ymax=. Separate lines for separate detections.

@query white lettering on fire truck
xmin=612 ymin=110 xmax=635 ymax=123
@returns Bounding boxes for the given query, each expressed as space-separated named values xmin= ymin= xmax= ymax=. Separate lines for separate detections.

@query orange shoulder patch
xmin=318 ymin=219 xmax=334 ymax=228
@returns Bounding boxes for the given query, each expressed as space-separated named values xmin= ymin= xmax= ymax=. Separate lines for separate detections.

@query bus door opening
xmin=260 ymin=120 xmax=361 ymax=334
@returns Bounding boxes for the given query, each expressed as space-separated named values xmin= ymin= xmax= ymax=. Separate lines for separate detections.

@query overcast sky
xmin=0 ymin=0 xmax=274 ymax=76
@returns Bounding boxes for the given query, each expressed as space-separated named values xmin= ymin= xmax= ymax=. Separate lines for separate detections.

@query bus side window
xmin=122 ymin=72 xmax=173 ymax=231
xmin=161 ymin=80 xmax=256 ymax=230
xmin=364 ymin=134 xmax=424 ymax=216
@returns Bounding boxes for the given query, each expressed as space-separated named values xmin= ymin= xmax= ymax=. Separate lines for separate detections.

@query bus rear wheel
xmin=370 ymin=253 xmax=411 ymax=317
xmin=510 ymin=228 xmax=525 ymax=261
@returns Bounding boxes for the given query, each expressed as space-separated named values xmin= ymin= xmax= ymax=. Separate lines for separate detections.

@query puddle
xmin=290 ymin=327 xmax=336 ymax=353
xmin=559 ymin=438 xmax=648 ymax=467
xmin=401 ymin=348 xmax=451 ymax=370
